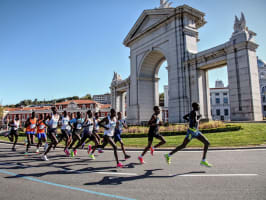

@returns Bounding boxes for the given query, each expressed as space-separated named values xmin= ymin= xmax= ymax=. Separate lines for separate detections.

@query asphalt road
xmin=0 ymin=142 xmax=265 ymax=200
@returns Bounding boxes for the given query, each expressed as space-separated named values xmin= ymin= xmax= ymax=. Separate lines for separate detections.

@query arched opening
xmin=138 ymin=50 xmax=168 ymax=123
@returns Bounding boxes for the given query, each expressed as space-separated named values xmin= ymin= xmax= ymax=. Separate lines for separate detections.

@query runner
xmin=24 ymin=112 xmax=37 ymax=155
xmin=71 ymin=110 xmax=99 ymax=159
xmin=41 ymin=107 xmax=60 ymax=161
xmin=93 ymin=112 xmax=104 ymax=153
xmin=138 ymin=106 xmax=166 ymax=164
xmin=7 ymin=114 xmax=20 ymax=151
xmin=114 ymin=112 xmax=130 ymax=160
xmin=68 ymin=112 xmax=83 ymax=154
xmin=98 ymin=109 xmax=123 ymax=168
xmin=36 ymin=114 xmax=47 ymax=153
xmin=164 ymin=102 xmax=212 ymax=167
xmin=60 ymin=111 xmax=72 ymax=156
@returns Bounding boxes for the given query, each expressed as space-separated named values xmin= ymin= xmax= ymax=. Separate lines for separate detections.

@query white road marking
xmin=177 ymin=174 xmax=258 ymax=177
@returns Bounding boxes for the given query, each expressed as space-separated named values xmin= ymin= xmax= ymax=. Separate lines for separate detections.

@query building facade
xmin=258 ymin=58 xmax=266 ymax=117
xmin=210 ymin=81 xmax=230 ymax=121
xmin=3 ymin=100 xmax=111 ymax=125
xmin=93 ymin=94 xmax=111 ymax=105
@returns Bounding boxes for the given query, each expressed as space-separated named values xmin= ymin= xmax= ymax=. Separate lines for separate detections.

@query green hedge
xmin=16 ymin=124 xmax=241 ymax=138
xmin=97 ymin=124 xmax=241 ymax=138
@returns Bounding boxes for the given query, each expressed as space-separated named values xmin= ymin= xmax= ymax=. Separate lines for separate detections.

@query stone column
xmin=120 ymin=92 xmax=126 ymax=118
xmin=226 ymin=32 xmax=262 ymax=121
xmin=197 ymin=69 xmax=212 ymax=120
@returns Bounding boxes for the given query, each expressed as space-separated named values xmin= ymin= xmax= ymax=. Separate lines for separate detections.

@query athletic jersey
xmin=93 ymin=118 xmax=99 ymax=131
xmin=189 ymin=111 xmax=200 ymax=130
xmin=26 ymin=118 xmax=37 ymax=132
xmin=104 ymin=116 xmax=117 ymax=136
xmin=48 ymin=114 xmax=60 ymax=129
xmin=83 ymin=118 xmax=94 ymax=133
xmin=10 ymin=120 xmax=20 ymax=131
xmin=70 ymin=118 xmax=84 ymax=130
xmin=117 ymin=119 xmax=126 ymax=132
xmin=37 ymin=120 xmax=46 ymax=134
xmin=61 ymin=116 xmax=71 ymax=131
xmin=149 ymin=114 xmax=160 ymax=133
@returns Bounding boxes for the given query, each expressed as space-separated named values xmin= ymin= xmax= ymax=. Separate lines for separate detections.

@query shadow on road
xmin=84 ymin=169 xmax=206 ymax=185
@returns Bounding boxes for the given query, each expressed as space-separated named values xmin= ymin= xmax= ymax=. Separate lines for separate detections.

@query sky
xmin=0 ymin=0 xmax=265 ymax=105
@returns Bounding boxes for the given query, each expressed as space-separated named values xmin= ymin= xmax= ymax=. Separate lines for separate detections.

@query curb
xmin=1 ymin=140 xmax=266 ymax=152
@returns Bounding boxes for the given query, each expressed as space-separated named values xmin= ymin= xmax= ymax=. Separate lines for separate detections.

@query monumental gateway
xmin=110 ymin=2 xmax=263 ymax=124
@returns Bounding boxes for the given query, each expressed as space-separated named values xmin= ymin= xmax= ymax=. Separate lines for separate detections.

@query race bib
xmin=77 ymin=124 xmax=82 ymax=129
xmin=39 ymin=125 xmax=45 ymax=130
xmin=30 ymin=124 xmax=36 ymax=129
xmin=52 ymin=121 xmax=58 ymax=129
xmin=66 ymin=125 xmax=71 ymax=131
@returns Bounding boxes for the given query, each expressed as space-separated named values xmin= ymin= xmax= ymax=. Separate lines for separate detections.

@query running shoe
xmin=36 ymin=148 xmax=40 ymax=154
xmin=89 ymin=154 xmax=95 ymax=160
xmin=150 ymin=147 xmax=154 ymax=156
xmin=64 ymin=149 xmax=70 ymax=157
xmin=12 ymin=147 xmax=16 ymax=152
xmin=70 ymin=150 xmax=75 ymax=157
xmin=98 ymin=148 xmax=104 ymax=153
xmin=138 ymin=156 xmax=145 ymax=164
xmin=24 ymin=152 xmax=28 ymax=156
xmin=125 ymin=154 xmax=131 ymax=160
xmin=200 ymin=160 xmax=213 ymax=167
xmin=87 ymin=144 xmax=92 ymax=154
xmin=164 ymin=154 xmax=171 ymax=165
xmin=42 ymin=155 xmax=49 ymax=161
xmin=116 ymin=162 xmax=123 ymax=168
xmin=74 ymin=149 xmax=77 ymax=156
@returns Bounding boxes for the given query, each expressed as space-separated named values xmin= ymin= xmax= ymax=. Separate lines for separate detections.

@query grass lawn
xmin=0 ymin=123 xmax=266 ymax=148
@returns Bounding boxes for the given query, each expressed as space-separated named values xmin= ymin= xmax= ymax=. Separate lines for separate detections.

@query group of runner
xmin=5 ymin=102 xmax=212 ymax=168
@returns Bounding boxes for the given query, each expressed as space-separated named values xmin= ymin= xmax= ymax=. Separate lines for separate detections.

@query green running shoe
xmin=70 ymin=150 xmax=75 ymax=157
xmin=200 ymin=160 xmax=213 ymax=167
xmin=89 ymin=154 xmax=95 ymax=160
xmin=164 ymin=154 xmax=171 ymax=165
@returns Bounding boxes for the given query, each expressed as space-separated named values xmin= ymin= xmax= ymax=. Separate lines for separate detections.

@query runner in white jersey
xmin=42 ymin=107 xmax=60 ymax=161
xmin=98 ymin=109 xmax=123 ymax=168
xmin=8 ymin=114 xmax=20 ymax=151
xmin=72 ymin=110 xmax=99 ymax=159
xmin=114 ymin=112 xmax=131 ymax=160
xmin=60 ymin=111 xmax=72 ymax=156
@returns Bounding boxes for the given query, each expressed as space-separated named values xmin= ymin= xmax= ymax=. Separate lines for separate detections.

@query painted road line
xmin=0 ymin=169 xmax=136 ymax=200
xmin=63 ymin=169 xmax=138 ymax=176
xmin=178 ymin=174 xmax=258 ymax=177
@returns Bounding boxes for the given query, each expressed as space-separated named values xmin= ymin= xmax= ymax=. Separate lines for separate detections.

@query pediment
xmin=123 ymin=8 xmax=175 ymax=47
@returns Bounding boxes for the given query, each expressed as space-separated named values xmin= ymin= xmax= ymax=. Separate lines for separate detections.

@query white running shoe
xmin=36 ymin=148 xmax=40 ymax=153
xmin=41 ymin=155 xmax=49 ymax=161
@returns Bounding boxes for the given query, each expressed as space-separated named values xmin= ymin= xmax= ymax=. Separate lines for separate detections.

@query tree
xmin=0 ymin=105 xmax=3 ymax=121
xmin=159 ymin=93 xmax=164 ymax=100
xmin=81 ymin=93 xmax=92 ymax=100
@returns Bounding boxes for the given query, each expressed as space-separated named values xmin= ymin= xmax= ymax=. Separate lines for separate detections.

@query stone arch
xmin=137 ymin=50 xmax=168 ymax=122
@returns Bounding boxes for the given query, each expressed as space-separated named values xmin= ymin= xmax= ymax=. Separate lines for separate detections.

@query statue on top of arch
xmin=233 ymin=12 xmax=256 ymax=41
xmin=158 ymin=0 xmax=172 ymax=8
xmin=112 ymin=72 xmax=122 ymax=82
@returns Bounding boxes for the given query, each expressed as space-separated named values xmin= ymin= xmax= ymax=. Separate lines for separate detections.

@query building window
xmin=224 ymin=109 xmax=229 ymax=116
xmin=223 ymin=92 xmax=228 ymax=96
xmin=264 ymin=106 xmax=266 ymax=111
xmin=216 ymin=109 xmax=220 ymax=116
xmin=263 ymin=96 xmax=266 ymax=103
xmin=82 ymin=104 xmax=86 ymax=110
xmin=216 ymin=98 xmax=220 ymax=104
xmin=215 ymin=93 xmax=219 ymax=96
xmin=224 ymin=97 xmax=228 ymax=104
xmin=59 ymin=105 xmax=62 ymax=110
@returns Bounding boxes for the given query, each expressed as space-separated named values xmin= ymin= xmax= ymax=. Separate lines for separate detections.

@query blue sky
xmin=0 ymin=0 xmax=265 ymax=105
